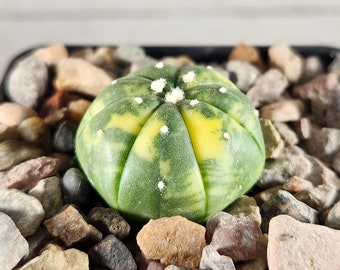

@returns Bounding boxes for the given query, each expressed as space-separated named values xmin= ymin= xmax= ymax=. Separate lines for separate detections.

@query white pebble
xmin=151 ymin=78 xmax=167 ymax=93
xmin=182 ymin=71 xmax=196 ymax=83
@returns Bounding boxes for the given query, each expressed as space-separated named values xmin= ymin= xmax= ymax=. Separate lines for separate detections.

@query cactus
xmin=75 ymin=63 xmax=265 ymax=223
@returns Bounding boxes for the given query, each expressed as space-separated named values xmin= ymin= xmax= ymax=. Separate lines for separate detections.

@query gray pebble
xmin=328 ymin=53 xmax=340 ymax=74
xmin=29 ymin=176 xmax=64 ymax=219
xmin=226 ymin=60 xmax=260 ymax=93
xmin=332 ymin=152 xmax=340 ymax=175
xmin=89 ymin=235 xmax=137 ymax=270
xmin=129 ymin=56 xmax=158 ymax=72
xmin=0 ymin=188 xmax=45 ymax=237
xmin=260 ymin=190 xmax=319 ymax=232
xmin=53 ymin=121 xmax=76 ymax=152
xmin=0 ymin=139 xmax=44 ymax=171
xmin=114 ymin=44 xmax=146 ymax=65
xmin=273 ymin=121 xmax=299 ymax=145
xmin=61 ymin=167 xmax=93 ymax=209
xmin=0 ymin=212 xmax=29 ymax=270
xmin=325 ymin=200 xmax=340 ymax=230
xmin=199 ymin=245 xmax=236 ymax=270
xmin=4 ymin=54 xmax=48 ymax=108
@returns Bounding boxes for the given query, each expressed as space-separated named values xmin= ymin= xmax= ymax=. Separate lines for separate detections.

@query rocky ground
xmin=0 ymin=43 xmax=340 ymax=270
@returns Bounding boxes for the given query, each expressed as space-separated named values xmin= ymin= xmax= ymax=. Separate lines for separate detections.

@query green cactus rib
xmin=75 ymin=63 xmax=265 ymax=223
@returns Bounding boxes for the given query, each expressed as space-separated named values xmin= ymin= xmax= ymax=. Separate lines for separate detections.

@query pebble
xmin=0 ymin=124 xmax=20 ymax=141
xmin=28 ymin=176 xmax=64 ymax=219
xmin=332 ymin=152 xmax=340 ymax=174
xmin=33 ymin=44 xmax=69 ymax=66
xmin=18 ymin=242 xmax=89 ymax=270
xmin=325 ymin=200 xmax=340 ymax=229
xmin=53 ymin=58 xmax=112 ymax=97
xmin=257 ymin=145 xmax=312 ymax=188
xmin=328 ymin=53 xmax=340 ymax=74
xmin=282 ymin=176 xmax=314 ymax=193
xmin=268 ymin=43 xmax=304 ymax=83
xmin=0 ymin=102 xmax=38 ymax=127
xmin=225 ymin=60 xmax=260 ymax=93
xmin=130 ymin=56 xmax=158 ymax=72
xmin=199 ymin=245 xmax=236 ymax=270
xmin=273 ymin=121 xmax=299 ymax=145
xmin=88 ymin=207 xmax=131 ymax=240
xmin=114 ymin=44 xmax=146 ymax=64
xmin=302 ymin=127 xmax=340 ymax=164
xmin=225 ymin=195 xmax=262 ymax=225
xmin=267 ymin=215 xmax=340 ymax=270
xmin=260 ymin=99 xmax=305 ymax=122
xmin=246 ymin=68 xmax=288 ymax=107
xmin=17 ymin=116 xmax=52 ymax=151
xmin=161 ymin=55 xmax=195 ymax=67
xmin=52 ymin=120 xmax=76 ymax=152
xmin=260 ymin=118 xmax=284 ymax=159
xmin=228 ymin=43 xmax=265 ymax=71
xmin=67 ymin=98 xmax=91 ymax=124
xmin=206 ymin=212 xmax=262 ymax=262
xmin=0 ymin=156 xmax=61 ymax=191
xmin=0 ymin=139 xmax=44 ymax=171
xmin=0 ymin=188 xmax=45 ymax=237
xmin=260 ymin=190 xmax=319 ymax=232
xmin=293 ymin=72 xmax=340 ymax=128
xmin=293 ymin=117 xmax=313 ymax=140
xmin=91 ymin=46 xmax=116 ymax=70
xmin=294 ymin=184 xmax=338 ymax=212
xmin=0 ymin=212 xmax=29 ymax=270
xmin=4 ymin=54 xmax=48 ymax=108
xmin=136 ymin=215 xmax=206 ymax=268
xmin=44 ymin=204 xmax=102 ymax=246
xmin=70 ymin=47 xmax=95 ymax=62
xmin=300 ymin=55 xmax=324 ymax=83
xmin=61 ymin=167 xmax=93 ymax=209
xmin=88 ymin=235 xmax=137 ymax=270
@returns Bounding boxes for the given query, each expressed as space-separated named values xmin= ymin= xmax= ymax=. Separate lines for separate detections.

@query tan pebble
xmin=229 ymin=43 xmax=266 ymax=71
xmin=67 ymin=99 xmax=91 ymax=124
xmin=260 ymin=99 xmax=305 ymax=122
xmin=33 ymin=44 xmax=68 ymax=66
xmin=0 ymin=102 xmax=38 ymax=127
xmin=161 ymin=55 xmax=195 ymax=67
xmin=53 ymin=58 xmax=113 ymax=97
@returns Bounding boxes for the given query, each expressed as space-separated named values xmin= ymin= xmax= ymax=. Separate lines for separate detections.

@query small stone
xmin=0 ymin=139 xmax=44 ymax=171
xmin=89 ymin=235 xmax=137 ymax=270
xmin=0 ymin=188 xmax=45 ymax=237
xmin=225 ymin=195 xmax=261 ymax=225
xmin=52 ymin=121 xmax=77 ymax=152
xmin=260 ymin=118 xmax=284 ymax=159
xmin=17 ymin=116 xmax=52 ymax=151
xmin=294 ymin=184 xmax=338 ymax=212
xmin=136 ymin=215 xmax=206 ymax=268
xmin=0 ymin=212 xmax=29 ymax=270
xmin=114 ymin=44 xmax=146 ymax=64
xmin=4 ymin=54 xmax=48 ymax=108
xmin=282 ymin=176 xmax=314 ymax=193
xmin=43 ymin=107 xmax=68 ymax=128
xmin=235 ymin=234 xmax=268 ymax=270
xmin=260 ymin=99 xmax=305 ymax=122
xmin=273 ymin=121 xmax=299 ymax=145
xmin=91 ymin=46 xmax=116 ymax=70
xmin=257 ymin=145 xmax=312 ymax=188
xmin=199 ymin=245 xmax=236 ymax=270
xmin=33 ymin=44 xmax=68 ymax=66
xmin=325 ymin=200 xmax=340 ymax=229
xmin=328 ymin=53 xmax=340 ymax=74
xmin=300 ymin=55 xmax=324 ymax=83
xmin=19 ymin=243 xmax=89 ymax=270
xmin=226 ymin=60 xmax=260 ymax=93
xmin=228 ymin=43 xmax=265 ymax=71
xmin=0 ymin=156 xmax=61 ymax=191
xmin=302 ymin=127 xmax=340 ymax=164
xmin=161 ymin=55 xmax=195 ymax=67
xmin=130 ymin=56 xmax=158 ymax=72
xmin=293 ymin=117 xmax=313 ymax=140
xmin=260 ymin=190 xmax=319 ymax=233
xmin=28 ymin=176 xmax=64 ymax=219
xmin=246 ymin=68 xmax=288 ymax=107
xmin=53 ymin=58 xmax=112 ymax=97
xmin=88 ymin=207 xmax=130 ymax=240
xmin=0 ymin=102 xmax=38 ymax=127
xmin=67 ymin=98 xmax=91 ymax=124
xmin=0 ymin=124 xmax=20 ymax=141
xmin=267 ymin=215 xmax=340 ymax=270
xmin=70 ymin=47 xmax=95 ymax=62
xmin=268 ymin=43 xmax=304 ymax=83
xmin=332 ymin=152 xmax=340 ymax=174
xmin=293 ymin=72 xmax=340 ymax=128
xmin=44 ymin=204 xmax=102 ymax=246
xmin=253 ymin=186 xmax=282 ymax=205
xmin=61 ymin=167 xmax=93 ymax=209
xmin=206 ymin=212 xmax=262 ymax=262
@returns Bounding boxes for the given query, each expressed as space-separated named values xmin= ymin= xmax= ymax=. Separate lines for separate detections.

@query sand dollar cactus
xmin=75 ymin=63 xmax=265 ymax=223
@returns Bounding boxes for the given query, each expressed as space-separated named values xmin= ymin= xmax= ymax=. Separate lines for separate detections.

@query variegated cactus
xmin=75 ymin=63 xmax=265 ymax=223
